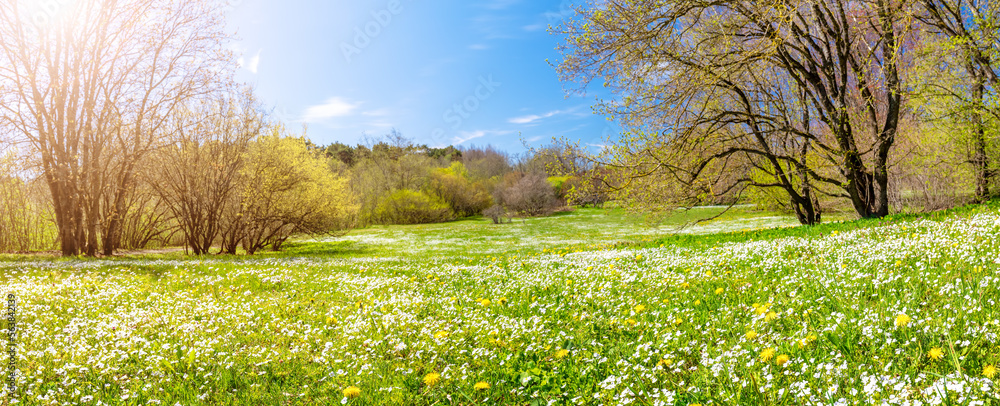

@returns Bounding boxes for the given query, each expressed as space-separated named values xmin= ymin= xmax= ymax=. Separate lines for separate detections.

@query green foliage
xmin=374 ymin=189 xmax=454 ymax=225
xmin=344 ymin=134 xmax=517 ymax=226
xmin=427 ymin=162 xmax=493 ymax=218
xmin=743 ymin=170 xmax=797 ymax=213
xmin=236 ymin=132 xmax=358 ymax=254
xmin=0 ymin=155 xmax=58 ymax=252
xmin=546 ymin=176 xmax=571 ymax=199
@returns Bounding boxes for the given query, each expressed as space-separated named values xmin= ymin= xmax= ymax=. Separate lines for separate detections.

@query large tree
xmin=915 ymin=0 xmax=1000 ymax=200
xmin=556 ymin=0 xmax=911 ymax=223
xmin=149 ymin=89 xmax=263 ymax=256
xmin=0 ymin=0 xmax=232 ymax=255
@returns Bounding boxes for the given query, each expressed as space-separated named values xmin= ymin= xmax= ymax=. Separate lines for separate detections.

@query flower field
xmin=1 ymin=206 xmax=999 ymax=405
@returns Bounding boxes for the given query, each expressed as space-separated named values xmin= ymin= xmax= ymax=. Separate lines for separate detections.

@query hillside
xmin=0 ymin=204 xmax=998 ymax=404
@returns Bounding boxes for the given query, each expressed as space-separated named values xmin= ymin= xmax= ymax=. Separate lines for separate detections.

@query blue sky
xmin=224 ymin=0 xmax=617 ymax=153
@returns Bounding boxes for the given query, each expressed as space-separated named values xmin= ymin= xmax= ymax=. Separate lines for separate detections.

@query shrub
xmin=495 ymin=172 xmax=561 ymax=217
xmin=561 ymin=173 xmax=611 ymax=208
xmin=228 ymin=133 xmax=358 ymax=254
xmin=427 ymin=162 xmax=493 ymax=217
xmin=374 ymin=189 xmax=454 ymax=225
xmin=483 ymin=204 xmax=508 ymax=224
xmin=547 ymin=176 xmax=572 ymax=201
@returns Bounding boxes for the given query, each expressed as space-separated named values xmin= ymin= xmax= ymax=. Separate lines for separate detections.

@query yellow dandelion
xmin=674 ymin=317 xmax=683 ymax=326
xmin=895 ymin=314 xmax=911 ymax=327
xmin=423 ymin=372 xmax=441 ymax=386
xmin=691 ymin=403 xmax=702 ymax=406
xmin=764 ymin=311 xmax=778 ymax=321
xmin=680 ymin=282 xmax=690 ymax=288
xmin=625 ymin=318 xmax=638 ymax=326
xmin=657 ymin=358 xmax=673 ymax=367
xmin=498 ymin=297 xmax=508 ymax=305
xmin=983 ymin=365 xmax=997 ymax=379
xmin=693 ymin=300 xmax=701 ymax=306
xmin=434 ymin=331 xmax=449 ymax=339
xmin=479 ymin=299 xmax=491 ymax=307
xmin=927 ymin=347 xmax=944 ymax=361
xmin=342 ymin=386 xmax=361 ymax=398
xmin=474 ymin=381 xmax=490 ymax=391
xmin=745 ymin=330 xmax=758 ymax=340
xmin=633 ymin=304 xmax=646 ymax=313
xmin=554 ymin=349 xmax=570 ymax=359
xmin=759 ymin=347 xmax=776 ymax=362
xmin=705 ymin=270 xmax=712 ymax=277
xmin=775 ymin=354 xmax=790 ymax=366
xmin=714 ymin=287 xmax=724 ymax=295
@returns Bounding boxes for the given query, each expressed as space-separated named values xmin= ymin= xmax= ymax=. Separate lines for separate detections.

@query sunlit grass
xmin=0 ymin=204 xmax=998 ymax=405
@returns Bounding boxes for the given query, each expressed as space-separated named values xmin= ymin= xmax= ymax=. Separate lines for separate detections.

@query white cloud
xmin=247 ymin=49 xmax=261 ymax=74
xmin=452 ymin=130 xmax=512 ymax=145
xmin=522 ymin=24 xmax=544 ymax=32
xmin=302 ymin=98 xmax=360 ymax=122
xmin=508 ymin=110 xmax=563 ymax=124
xmin=236 ymin=48 xmax=262 ymax=74
xmin=453 ymin=130 xmax=488 ymax=145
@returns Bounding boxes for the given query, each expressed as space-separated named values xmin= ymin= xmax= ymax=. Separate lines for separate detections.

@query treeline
xmin=0 ymin=87 xmax=357 ymax=255
xmin=315 ymin=131 xmax=592 ymax=227
xmin=0 ymin=0 xmax=355 ymax=255
xmin=0 ymin=0 xmax=595 ymax=259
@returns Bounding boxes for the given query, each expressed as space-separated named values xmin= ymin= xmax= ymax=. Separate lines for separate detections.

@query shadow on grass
xmin=257 ymin=240 xmax=372 ymax=258
xmin=0 ymin=240 xmax=372 ymax=266
xmin=643 ymin=198 xmax=1000 ymax=250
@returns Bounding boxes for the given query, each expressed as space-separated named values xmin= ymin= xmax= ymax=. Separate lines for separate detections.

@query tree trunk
xmin=970 ymin=66 xmax=991 ymax=201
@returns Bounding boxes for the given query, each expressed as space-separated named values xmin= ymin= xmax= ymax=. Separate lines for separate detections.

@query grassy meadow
xmin=0 ymin=205 xmax=999 ymax=405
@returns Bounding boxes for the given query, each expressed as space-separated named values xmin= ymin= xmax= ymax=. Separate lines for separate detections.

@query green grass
xmin=0 ymin=204 xmax=998 ymax=405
